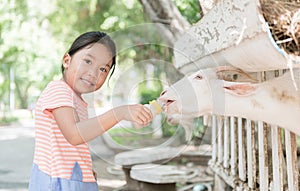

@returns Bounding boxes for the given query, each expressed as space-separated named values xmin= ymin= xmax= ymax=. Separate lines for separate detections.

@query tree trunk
xmin=198 ymin=0 xmax=220 ymax=14
xmin=138 ymin=0 xmax=190 ymax=47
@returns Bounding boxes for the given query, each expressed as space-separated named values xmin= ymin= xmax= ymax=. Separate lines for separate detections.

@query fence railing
xmin=208 ymin=70 xmax=299 ymax=191
xmin=172 ymin=0 xmax=300 ymax=189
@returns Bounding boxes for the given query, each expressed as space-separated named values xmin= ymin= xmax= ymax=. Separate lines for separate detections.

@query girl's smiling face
xmin=62 ymin=43 xmax=113 ymax=96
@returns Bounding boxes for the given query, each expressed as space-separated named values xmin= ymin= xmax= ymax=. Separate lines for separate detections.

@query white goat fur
xmin=159 ymin=67 xmax=300 ymax=136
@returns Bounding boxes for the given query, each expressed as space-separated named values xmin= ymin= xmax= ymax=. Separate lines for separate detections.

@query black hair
xmin=62 ymin=31 xmax=117 ymax=80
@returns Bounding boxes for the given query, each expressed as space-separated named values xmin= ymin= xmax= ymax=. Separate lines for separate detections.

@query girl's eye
xmin=100 ymin=67 xmax=107 ymax=73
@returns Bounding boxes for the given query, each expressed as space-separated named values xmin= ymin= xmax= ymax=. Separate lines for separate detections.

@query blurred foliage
xmin=174 ymin=0 xmax=202 ymax=23
xmin=191 ymin=117 xmax=206 ymax=145
xmin=0 ymin=0 xmax=201 ymax=116
xmin=138 ymin=82 xmax=163 ymax=105
xmin=108 ymin=126 xmax=154 ymax=147
xmin=0 ymin=115 xmax=18 ymax=125
xmin=161 ymin=115 xmax=180 ymax=137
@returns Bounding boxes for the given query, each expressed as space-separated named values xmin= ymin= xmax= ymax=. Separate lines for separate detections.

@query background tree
xmin=0 ymin=0 xmax=202 ymax=118
xmin=137 ymin=0 xmax=202 ymax=85
xmin=138 ymin=0 xmax=202 ymax=46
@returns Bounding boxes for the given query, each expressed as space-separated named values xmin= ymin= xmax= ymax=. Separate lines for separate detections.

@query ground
xmin=0 ymin=118 xmax=212 ymax=191
xmin=0 ymin=119 xmax=126 ymax=191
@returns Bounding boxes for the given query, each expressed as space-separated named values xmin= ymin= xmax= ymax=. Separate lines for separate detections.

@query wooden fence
xmin=208 ymin=70 xmax=299 ymax=191
xmin=172 ymin=0 xmax=300 ymax=190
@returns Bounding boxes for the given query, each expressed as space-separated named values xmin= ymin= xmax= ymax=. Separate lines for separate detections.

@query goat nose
xmin=160 ymin=90 xmax=167 ymax=96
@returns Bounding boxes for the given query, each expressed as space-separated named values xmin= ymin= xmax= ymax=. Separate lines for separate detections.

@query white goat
xmin=165 ymin=113 xmax=195 ymax=141
xmin=159 ymin=66 xmax=300 ymax=136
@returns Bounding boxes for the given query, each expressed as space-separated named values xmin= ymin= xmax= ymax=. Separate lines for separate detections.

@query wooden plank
xmin=212 ymin=115 xmax=217 ymax=162
xmin=230 ymin=116 xmax=237 ymax=176
xmin=210 ymin=164 xmax=235 ymax=187
xmin=246 ymin=119 xmax=256 ymax=189
xmin=217 ymin=116 xmax=223 ymax=165
xmin=270 ymin=70 xmax=284 ymax=191
xmin=238 ymin=117 xmax=246 ymax=181
xmin=258 ymin=121 xmax=269 ymax=191
xmin=223 ymin=116 xmax=230 ymax=168
xmin=271 ymin=125 xmax=283 ymax=191
xmin=285 ymin=130 xmax=299 ymax=191
xmin=174 ymin=0 xmax=300 ymax=74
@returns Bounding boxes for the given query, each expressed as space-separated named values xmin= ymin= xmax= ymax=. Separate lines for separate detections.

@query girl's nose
xmin=87 ymin=69 xmax=99 ymax=78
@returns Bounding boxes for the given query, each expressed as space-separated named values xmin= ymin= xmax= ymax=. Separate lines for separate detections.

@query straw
xmin=260 ymin=0 xmax=300 ymax=56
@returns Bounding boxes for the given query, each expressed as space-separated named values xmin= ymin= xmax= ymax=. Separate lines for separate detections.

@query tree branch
xmin=139 ymin=0 xmax=190 ymax=47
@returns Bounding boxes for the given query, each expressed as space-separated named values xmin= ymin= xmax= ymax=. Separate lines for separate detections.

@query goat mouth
xmin=163 ymin=100 xmax=175 ymax=112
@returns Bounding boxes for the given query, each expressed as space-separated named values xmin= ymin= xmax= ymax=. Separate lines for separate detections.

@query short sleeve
xmin=40 ymin=81 xmax=75 ymax=117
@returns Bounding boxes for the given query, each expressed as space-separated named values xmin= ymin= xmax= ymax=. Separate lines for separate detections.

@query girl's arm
xmin=52 ymin=104 xmax=152 ymax=146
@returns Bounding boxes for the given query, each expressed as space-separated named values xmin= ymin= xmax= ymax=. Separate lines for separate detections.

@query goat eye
xmin=233 ymin=74 xmax=238 ymax=80
xmin=194 ymin=75 xmax=203 ymax=80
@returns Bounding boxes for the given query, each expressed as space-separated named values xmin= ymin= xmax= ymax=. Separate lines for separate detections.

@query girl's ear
xmin=223 ymin=81 xmax=258 ymax=96
xmin=62 ymin=54 xmax=71 ymax=69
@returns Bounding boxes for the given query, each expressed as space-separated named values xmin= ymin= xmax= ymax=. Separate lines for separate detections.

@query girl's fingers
xmin=137 ymin=114 xmax=150 ymax=125
xmin=134 ymin=112 xmax=152 ymax=125
xmin=142 ymin=108 xmax=153 ymax=121
xmin=143 ymin=107 xmax=153 ymax=119
xmin=126 ymin=104 xmax=153 ymax=126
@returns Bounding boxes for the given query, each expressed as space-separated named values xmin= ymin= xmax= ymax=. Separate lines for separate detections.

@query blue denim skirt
xmin=28 ymin=162 xmax=98 ymax=191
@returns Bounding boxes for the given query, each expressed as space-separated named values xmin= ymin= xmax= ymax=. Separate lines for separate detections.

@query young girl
xmin=28 ymin=31 xmax=153 ymax=190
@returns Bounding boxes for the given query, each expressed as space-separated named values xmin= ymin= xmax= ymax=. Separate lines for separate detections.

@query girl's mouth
xmin=80 ymin=78 xmax=95 ymax=86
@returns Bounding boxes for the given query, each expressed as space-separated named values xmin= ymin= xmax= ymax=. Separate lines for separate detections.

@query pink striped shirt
xmin=33 ymin=80 xmax=95 ymax=182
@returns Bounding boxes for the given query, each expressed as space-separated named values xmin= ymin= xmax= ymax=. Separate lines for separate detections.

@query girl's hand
xmin=52 ymin=104 xmax=153 ymax=145
xmin=116 ymin=104 xmax=153 ymax=126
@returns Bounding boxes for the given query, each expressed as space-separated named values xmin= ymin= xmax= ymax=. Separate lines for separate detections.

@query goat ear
xmin=223 ymin=82 xmax=257 ymax=96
